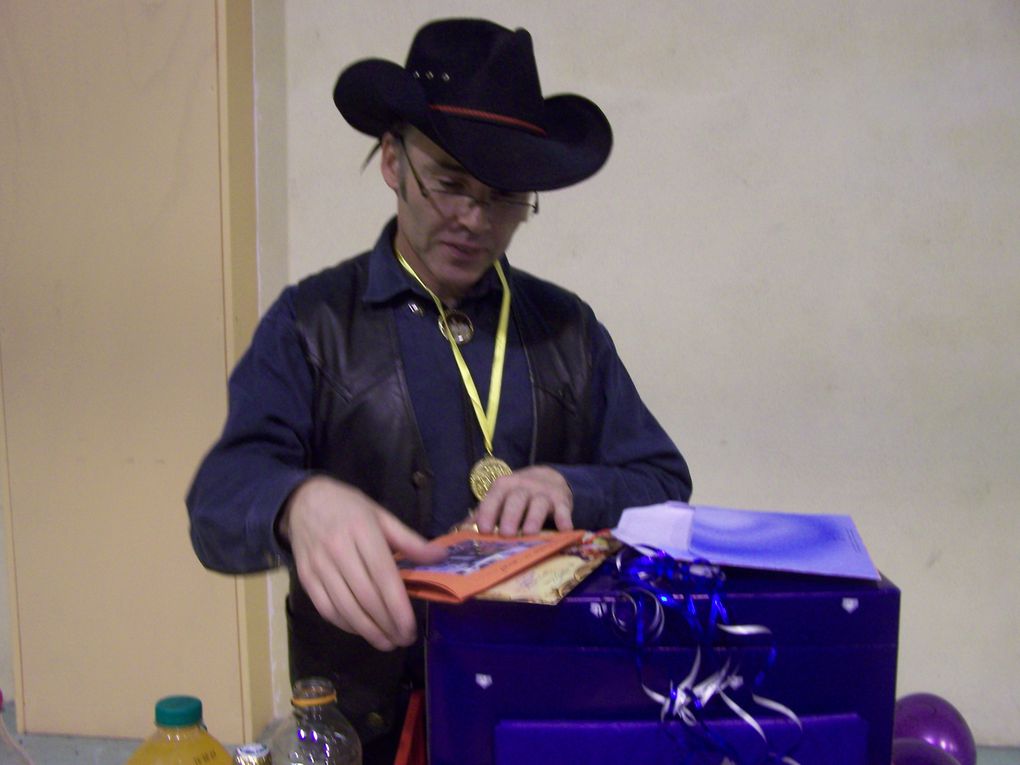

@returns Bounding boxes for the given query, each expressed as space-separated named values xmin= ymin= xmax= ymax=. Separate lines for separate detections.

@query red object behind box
xmin=393 ymin=690 xmax=426 ymax=765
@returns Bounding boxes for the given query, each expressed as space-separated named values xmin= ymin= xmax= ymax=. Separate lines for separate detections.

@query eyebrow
xmin=429 ymin=156 xmax=469 ymax=175
xmin=418 ymin=149 xmax=520 ymax=195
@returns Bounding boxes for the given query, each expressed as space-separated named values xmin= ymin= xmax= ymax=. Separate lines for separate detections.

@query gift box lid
xmin=428 ymin=561 xmax=900 ymax=649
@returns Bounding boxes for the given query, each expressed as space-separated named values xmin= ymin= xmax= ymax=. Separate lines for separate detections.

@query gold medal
xmin=439 ymin=310 xmax=474 ymax=345
xmin=469 ymin=455 xmax=513 ymax=500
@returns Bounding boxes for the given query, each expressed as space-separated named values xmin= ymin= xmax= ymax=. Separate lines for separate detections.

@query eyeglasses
xmin=397 ymin=136 xmax=539 ymax=222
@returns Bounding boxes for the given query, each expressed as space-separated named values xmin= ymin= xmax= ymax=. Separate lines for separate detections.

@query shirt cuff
xmin=253 ymin=469 xmax=311 ymax=569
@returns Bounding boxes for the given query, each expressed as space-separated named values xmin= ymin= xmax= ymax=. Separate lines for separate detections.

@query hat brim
xmin=333 ymin=59 xmax=612 ymax=192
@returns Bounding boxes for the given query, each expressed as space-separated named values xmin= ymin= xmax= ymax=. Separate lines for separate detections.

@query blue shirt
xmin=187 ymin=221 xmax=691 ymax=572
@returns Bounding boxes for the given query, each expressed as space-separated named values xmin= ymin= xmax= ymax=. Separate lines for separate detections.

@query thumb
xmin=378 ymin=511 xmax=448 ymax=565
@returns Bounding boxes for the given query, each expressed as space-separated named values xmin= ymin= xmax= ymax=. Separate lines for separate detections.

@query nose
xmin=455 ymin=196 xmax=492 ymax=232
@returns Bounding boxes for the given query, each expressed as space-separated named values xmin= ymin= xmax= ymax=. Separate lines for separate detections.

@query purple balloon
xmin=892 ymin=738 xmax=961 ymax=765
xmin=893 ymin=693 xmax=976 ymax=765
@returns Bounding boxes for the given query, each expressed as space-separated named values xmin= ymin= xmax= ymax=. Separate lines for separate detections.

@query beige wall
xmin=256 ymin=0 xmax=1020 ymax=745
xmin=0 ymin=499 xmax=12 ymax=701
xmin=0 ymin=0 xmax=268 ymax=742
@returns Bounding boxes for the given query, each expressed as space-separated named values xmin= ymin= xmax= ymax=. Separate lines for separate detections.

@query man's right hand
xmin=278 ymin=476 xmax=446 ymax=652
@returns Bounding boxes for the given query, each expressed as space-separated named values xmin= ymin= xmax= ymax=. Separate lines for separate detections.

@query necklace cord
xmin=395 ymin=248 xmax=510 ymax=456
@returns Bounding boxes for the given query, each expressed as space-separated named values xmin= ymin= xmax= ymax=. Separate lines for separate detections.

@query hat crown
xmin=333 ymin=17 xmax=612 ymax=190
xmin=405 ymin=19 xmax=545 ymax=133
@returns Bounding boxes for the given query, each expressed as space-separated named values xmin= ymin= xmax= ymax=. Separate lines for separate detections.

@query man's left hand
xmin=473 ymin=465 xmax=573 ymax=536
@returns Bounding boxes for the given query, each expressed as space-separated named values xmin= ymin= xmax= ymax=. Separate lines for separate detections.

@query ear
xmin=380 ymin=132 xmax=401 ymax=192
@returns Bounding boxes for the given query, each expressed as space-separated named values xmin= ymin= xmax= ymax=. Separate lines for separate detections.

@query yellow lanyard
xmin=395 ymin=248 xmax=511 ymax=456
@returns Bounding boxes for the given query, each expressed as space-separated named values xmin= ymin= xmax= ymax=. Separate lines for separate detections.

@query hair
xmin=360 ymin=120 xmax=409 ymax=171
xmin=360 ymin=140 xmax=383 ymax=171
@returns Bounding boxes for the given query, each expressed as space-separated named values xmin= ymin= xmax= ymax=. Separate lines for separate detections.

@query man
xmin=187 ymin=18 xmax=691 ymax=764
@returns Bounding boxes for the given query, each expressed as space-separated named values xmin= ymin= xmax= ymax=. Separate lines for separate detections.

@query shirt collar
xmin=363 ymin=217 xmax=508 ymax=306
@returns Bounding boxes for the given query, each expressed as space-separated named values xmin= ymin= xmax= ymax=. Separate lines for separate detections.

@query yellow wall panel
xmin=1 ymin=0 xmax=263 ymax=741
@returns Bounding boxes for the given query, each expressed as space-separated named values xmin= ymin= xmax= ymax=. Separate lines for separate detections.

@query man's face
xmin=381 ymin=128 xmax=527 ymax=304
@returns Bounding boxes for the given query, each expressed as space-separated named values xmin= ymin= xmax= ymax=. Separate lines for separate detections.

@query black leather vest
xmin=285 ymin=251 xmax=594 ymax=741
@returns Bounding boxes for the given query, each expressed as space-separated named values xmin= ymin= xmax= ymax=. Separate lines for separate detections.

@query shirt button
xmin=408 ymin=301 xmax=424 ymax=316
xmin=412 ymin=470 xmax=429 ymax=487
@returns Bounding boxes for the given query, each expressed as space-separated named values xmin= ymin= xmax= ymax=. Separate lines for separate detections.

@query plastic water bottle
xmin=234 ymin=742 xmax=272 ymax=764
xmin=264 ymin=678 xmax=361 ymax=765
xmin=125 ymin=695 xmax=232 ymax=764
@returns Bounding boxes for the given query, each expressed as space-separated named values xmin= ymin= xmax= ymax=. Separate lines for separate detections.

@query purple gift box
xmin=426 ymin=563 xmax=900 ymax=765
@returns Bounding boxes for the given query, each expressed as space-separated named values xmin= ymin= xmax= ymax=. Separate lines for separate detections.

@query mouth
xmin=442 ymin=241 xmax=488 ymax=260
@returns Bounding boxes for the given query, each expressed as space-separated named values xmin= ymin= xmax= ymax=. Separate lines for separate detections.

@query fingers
xmin=524 ymin=488 xmax=574 ymax=534
xmin=474 ymin=466 xmax=573 ymax=536
xmin=379 ymin=511 xmax=448 ymax=565
xmin=473 ymin=487 xmax=500 ymax=534
xmin=550 ymin=499 xmax=574 ymax=531
xmin=477 ymin=482 xmax=525 ymax=535
xmin=296 ymin=509 xmax=410 ymax=651
xmin=300 ymin=550 xmax=398 ymax=651
xmin=286 ymin=477 xmax=425 ymax=651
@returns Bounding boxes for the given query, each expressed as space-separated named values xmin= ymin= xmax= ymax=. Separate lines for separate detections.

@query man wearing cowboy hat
xmin=188 ymin=18 xmax=691 ymax=763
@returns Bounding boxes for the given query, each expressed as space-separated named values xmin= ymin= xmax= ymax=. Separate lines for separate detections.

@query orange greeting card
xmin=397 ymin=529 xmax=585 ymax=604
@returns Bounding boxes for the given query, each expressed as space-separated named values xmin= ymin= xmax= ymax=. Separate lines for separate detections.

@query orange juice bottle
xmin=126 ymin=695 xmax=232 ymax=764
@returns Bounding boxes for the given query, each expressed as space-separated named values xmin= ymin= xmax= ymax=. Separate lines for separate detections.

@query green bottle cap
xmin=154 ymin=696 xmax=203 ymax=727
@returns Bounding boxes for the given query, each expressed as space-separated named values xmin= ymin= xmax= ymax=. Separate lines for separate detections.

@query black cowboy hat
xmin=333 ymin=18 xmax=613 ymax=192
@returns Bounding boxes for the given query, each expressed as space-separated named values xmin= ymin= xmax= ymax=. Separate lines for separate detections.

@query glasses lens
xmin=432 ymin=191 xmax=532 ymax=222
xmin=401 ymin=140 xmax=535 ymax=222
xmin=430 ymin=191 xmax=470 ymax=219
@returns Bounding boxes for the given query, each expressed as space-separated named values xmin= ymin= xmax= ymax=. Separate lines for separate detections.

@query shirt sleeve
xmin=186 ymin=288 xmax=312 ymax=573
xmin=550 ymin=320 xmax=693 ymax=530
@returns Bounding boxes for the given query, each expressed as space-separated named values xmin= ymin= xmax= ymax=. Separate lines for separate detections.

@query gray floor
xmin=3 ymin=703 xmax=1018 ymax=764
xmin=3 ymin=704 xmax=140 ymax=764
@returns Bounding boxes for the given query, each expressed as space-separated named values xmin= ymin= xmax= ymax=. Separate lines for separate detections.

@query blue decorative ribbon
xmin=609 ymin=545 xmax=803 ymax=765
